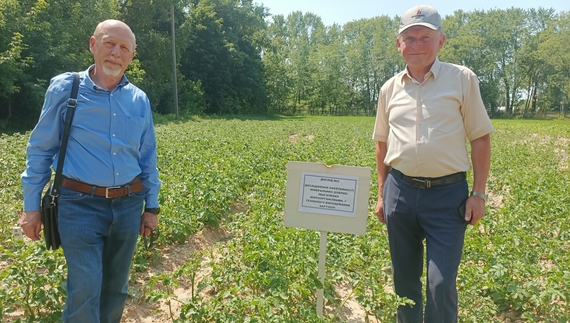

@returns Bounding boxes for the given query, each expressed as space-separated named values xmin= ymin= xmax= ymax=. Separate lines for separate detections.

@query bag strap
xmin=50 ymin=72 xmax=80 ymax=197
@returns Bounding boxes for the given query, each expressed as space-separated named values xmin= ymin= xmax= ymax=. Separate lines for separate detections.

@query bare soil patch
xmin=121 ymin=225 xmax=375 ymax=323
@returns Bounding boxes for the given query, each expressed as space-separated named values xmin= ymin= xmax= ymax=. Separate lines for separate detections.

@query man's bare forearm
xmin=470 ymin=134 xmax=491 ymax=193
xmin=376 ymin=141 xmax=390 ymax=197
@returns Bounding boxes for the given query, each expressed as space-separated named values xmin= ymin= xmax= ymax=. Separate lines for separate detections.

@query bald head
xmin=93 ymin=20 xmax=136 ymax=50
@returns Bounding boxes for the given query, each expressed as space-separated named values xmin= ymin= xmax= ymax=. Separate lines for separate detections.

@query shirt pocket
xmin=122 ymin=116 xmax=146 ymax=147
xmin=422 ymin=95 xmax=462 ymax=135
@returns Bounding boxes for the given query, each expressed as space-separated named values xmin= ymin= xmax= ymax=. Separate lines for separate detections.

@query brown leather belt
xmin=61 ymin=176 xmax=145 ymax=198
xmin=392 ymin=169 xmax=466 ymax=189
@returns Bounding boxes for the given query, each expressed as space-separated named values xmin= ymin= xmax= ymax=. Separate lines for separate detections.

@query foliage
xmin=0 ymin=242 xmax=67 ymax=322
xmin=266 ymin=8 xmax=570 ymax=117
xmin=2 ymin=2 xmax=569 ymax=123
xmin=175 ymin=0 xmax=269 ymax=114
xmin=460 ymin=119 xmax=570 ymax=321
xmin=1 ymin=117 xmax=569 ymax=321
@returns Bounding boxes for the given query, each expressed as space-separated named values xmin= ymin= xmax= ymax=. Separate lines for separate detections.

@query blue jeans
xmin=383 ymin=170 xmax=468 ymax=323
xmin=57 ymin=186 xmax=146 ymax=323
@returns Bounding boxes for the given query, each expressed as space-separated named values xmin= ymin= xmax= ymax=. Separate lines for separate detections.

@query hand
xmin=140 ymin=211 xmax=158 ymax=236
xmin=374 ymin=198 xmax=386 ymax=224
xmin=19 ymin=211 xmax=42 ymax=240
xmin=464 ymin=195 xmax=486 ymax=225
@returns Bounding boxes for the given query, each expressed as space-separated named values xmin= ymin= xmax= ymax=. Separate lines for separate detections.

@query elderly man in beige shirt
xmin=372 ymin=4 xmax=494 ymax=322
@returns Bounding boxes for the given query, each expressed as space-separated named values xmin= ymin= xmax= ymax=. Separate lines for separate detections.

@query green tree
xmin=0 ymin=0 xmax=119 ymax=126
xmin=310 ymin=23 xmax=350 ymax=115
xmin=517 ymin=8 xmax=557 ymax=115
xmin=120 ymin=0 xmax=185 ymax=114
xmin=441 ymin=9 xmax=529 ymax=115
xmin=368 ymin=16 xmax=401 ymax=115
xmin=440 ymin=10 xmax=500 ymax=113
xmin=343 ymin=19 xmax=373 ymax=115
xmin=263 ymin=14 xmax=292 ymax=114
xmin=178 ymin=0 xmax=268 ymax=114
xmin=537 ymin=11 xmax=570 ymax=114
xmin=285 ymin=11 xmax=322 ymax=115
xmin=0 ymin=0 xmax=28 ymax=121
xmin=216 ymin=0 xmax=269 ymax=114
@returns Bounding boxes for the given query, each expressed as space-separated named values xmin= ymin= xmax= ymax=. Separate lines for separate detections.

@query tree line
xmin=1 ymin=0 xmax=569 ymax=127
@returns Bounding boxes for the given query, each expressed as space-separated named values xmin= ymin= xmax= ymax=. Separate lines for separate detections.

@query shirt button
xmin=112 ymin=134 xmax=116 ymax=137
xmin=113 ymin=152 xmax=117 ymax=155
xmin=113 ymin=113 xmax=117 ymax=117
xmin=116 ymin=172 xmax=119 ymax=176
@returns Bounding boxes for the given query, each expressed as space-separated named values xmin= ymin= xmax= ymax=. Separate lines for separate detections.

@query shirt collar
xmin=84 ymin=65 xmax=130 ymax=91
xmin=430 ymin=58 xmax=442 ymax=80
xmin=399 ymin=57 xmax=442 ymax=84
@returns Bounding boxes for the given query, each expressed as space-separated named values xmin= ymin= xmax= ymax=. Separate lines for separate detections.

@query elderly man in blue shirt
xmin=19 ymin=19 xmax=160 ymax=323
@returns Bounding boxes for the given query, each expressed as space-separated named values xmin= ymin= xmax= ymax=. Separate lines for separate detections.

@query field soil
xmin=121 ymin=225 xmax=377 ymax=323
xmin=121 ymin=191 xmax=509 ymax=323
xmin=4 ymin=192 xmax=513 ymax=322
xmin=1 ymin=226 xmax=374 ymax=322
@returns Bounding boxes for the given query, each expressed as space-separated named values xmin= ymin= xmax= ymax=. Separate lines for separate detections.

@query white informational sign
xmin=299 ymin=172 xmax=359 ymax=217
xmin=285 ymin=162 xmax=371 ymax=235
xmin=284 ymin=161 xmax=372 ymax=317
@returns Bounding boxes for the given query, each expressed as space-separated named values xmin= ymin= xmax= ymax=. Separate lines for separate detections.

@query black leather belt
xmin=392 ymin=169 xmax=465 ymax=189
xmin=61 ymin=176 xmax=144 ymax=198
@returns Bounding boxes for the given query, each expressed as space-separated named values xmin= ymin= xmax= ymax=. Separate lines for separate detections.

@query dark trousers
xmin=383 ymin=170 xmax=468 ymax=323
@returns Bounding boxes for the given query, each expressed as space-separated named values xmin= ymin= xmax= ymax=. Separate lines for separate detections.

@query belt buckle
xmin=105 ymin=186 xmax=121 ymax=198
xmin=412 ymin=178 xmax=431 ymax=189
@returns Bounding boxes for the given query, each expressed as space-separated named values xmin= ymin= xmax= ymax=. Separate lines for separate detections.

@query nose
xmin=410 ymin=39 xmax=421 ymax=49
xmin=110 ymin=44 xmax=122 ymax=57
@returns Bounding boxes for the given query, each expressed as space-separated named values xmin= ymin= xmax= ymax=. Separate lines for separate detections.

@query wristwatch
xmin=144 ymin=207 xmax=160 ymax=215
xmin=470 ymin=191 xmax=488 ymax=201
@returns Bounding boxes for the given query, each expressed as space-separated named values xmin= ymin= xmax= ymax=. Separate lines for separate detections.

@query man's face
xmin=397 ymin=26 xmax=445 ymax=71
xmin=90 ymin=22 xmax=135 ymax=79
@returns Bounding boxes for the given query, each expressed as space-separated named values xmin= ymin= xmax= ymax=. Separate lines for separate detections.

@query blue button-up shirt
xmin=21 ymin=66 xmax=160 ymax=211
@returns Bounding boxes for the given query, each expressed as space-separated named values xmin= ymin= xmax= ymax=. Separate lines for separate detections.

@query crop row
xmin=1 ymin=117 xmax=569 ymax=322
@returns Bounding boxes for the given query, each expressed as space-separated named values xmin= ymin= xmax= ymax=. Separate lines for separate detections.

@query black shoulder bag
xmin=41 ymin=72 xmax=79 ymax=250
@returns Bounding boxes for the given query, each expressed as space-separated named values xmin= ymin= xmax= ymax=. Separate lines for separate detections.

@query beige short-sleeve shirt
xmin=372 ymin=58 xmax=494 ymax=177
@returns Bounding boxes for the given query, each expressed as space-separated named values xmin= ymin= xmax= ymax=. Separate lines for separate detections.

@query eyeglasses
xmin=143 ymin=227 xmax=160 ymax=250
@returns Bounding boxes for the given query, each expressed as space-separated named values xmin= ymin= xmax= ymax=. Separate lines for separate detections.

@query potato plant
xmin=1 ymin=117 xmax=569 ymax=322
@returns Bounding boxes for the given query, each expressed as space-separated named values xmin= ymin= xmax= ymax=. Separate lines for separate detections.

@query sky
xmin=255 ymin=0 xmax=568 ymax=26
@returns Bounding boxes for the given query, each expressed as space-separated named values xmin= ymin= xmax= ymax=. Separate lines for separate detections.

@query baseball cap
xmin=399 ymin=5 xmax=442 ymax=34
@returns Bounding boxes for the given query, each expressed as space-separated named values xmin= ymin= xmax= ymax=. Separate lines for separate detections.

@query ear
xmin=396 ymin=38 xmax=402 ymax=52
xmin=438 ymin=33 xmax=446 ymax=49
xmin=89 ymin=36 xmax=96 ymax=53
